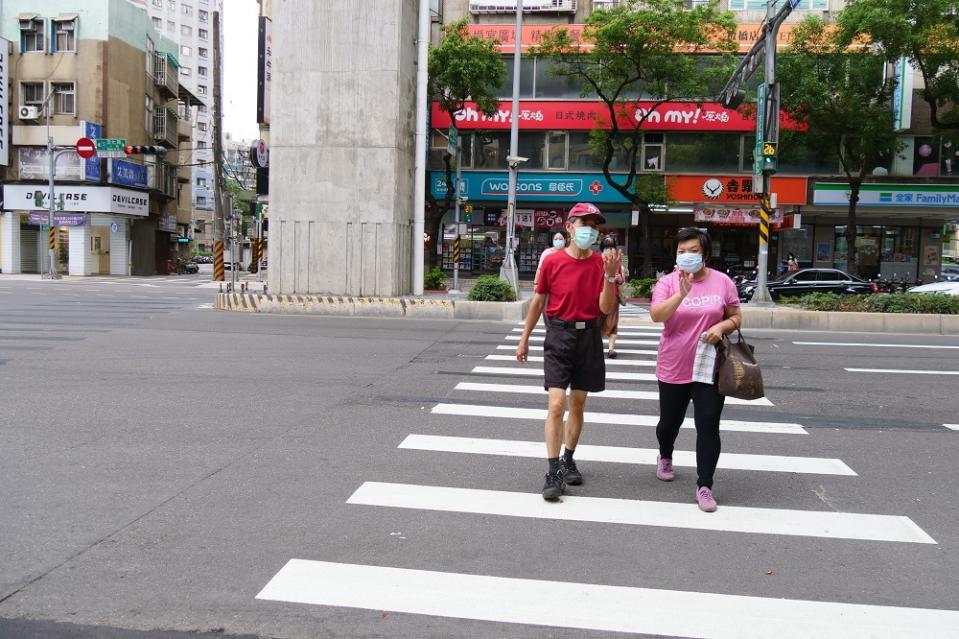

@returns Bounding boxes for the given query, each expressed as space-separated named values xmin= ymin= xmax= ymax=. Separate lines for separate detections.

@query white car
xmin=907 ymin=281 xmax=959 ymax=296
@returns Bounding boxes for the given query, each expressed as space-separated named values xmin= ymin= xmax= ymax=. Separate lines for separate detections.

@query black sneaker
xmin=542 ymin=472 xmax=565 ymax=501
xmin=559 ymin=458 xmax=583 ymax=485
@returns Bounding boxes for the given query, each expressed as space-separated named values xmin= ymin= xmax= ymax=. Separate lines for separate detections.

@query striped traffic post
xmin=213 ymin=240 xmax=225 ymax=282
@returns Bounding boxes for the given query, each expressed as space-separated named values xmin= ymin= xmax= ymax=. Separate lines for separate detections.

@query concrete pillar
xmin=1 ymin=212 xmax=21 ymax=274
xmin=110 ymin=219 xmax=130 ymax=275
xmin=68 ymin=220 xmax=94 ymax=276
xmin=269 ymin=0 xmax=417 ymax=296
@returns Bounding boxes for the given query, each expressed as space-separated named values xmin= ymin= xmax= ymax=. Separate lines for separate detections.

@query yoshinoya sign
xmin=4 ymin=185 xmax=149 ymax=216
xmin=666 ymin=175 xmax=808 ymax=205
xmin=813 ymin=183 xmax=959 ymax=208
xmin=432 ymin=100 xmax=802 ymax=133
xmin=431 ymin=171 xmax=632 ymax=203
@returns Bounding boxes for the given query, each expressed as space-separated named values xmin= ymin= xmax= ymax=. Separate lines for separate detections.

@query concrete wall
xmin=269 ymin=0 xmax=416 ymax=296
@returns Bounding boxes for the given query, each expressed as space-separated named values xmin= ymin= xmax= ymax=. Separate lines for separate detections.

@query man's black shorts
xmin=543 ymin=321 xmax=606 ymax=393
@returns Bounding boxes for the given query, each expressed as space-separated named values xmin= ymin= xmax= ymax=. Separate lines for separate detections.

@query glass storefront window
xmin=665 ymin=132 xmax=742 ymax=173
xmin=546 ymin=131 xmax=568 ymax=169
xmin=535 ymin=58 xmax=587 ymax=99
xmin=568 ymin=132 xmax=595 ymax=170
xmin=498 ymin=56 xmax=535 ymax=99
xmin=473 ymin=132 xmax=544 ymax=169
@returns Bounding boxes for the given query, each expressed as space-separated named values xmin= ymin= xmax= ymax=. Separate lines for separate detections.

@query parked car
xmin=939 ymin=264 xmax=959 ymax=282
xmin=907 ymin=281 xmax=959 ymax=296
xmin=738 ymin=268 xmax=876 ymax=302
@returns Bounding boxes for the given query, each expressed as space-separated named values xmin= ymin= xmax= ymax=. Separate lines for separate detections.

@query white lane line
xmin=496 ymin=344 xmax=661 ymax=356
xmin=845 ymin=368 xmax=959 ymax=376
xmin=507 ymin=334 xmax=661 ymax=346
xmin=473 ymin=365 xmax=658 ymax=382
xmin=432 ymin=402 xmax=805 ymax=435
xmin=485 ymin=354 xmax=657 ymax=367
xmin=796 ymin=341 xmax=959 ymax=350
xmin=513 ymin=327 xmax=663 ymax=338
xmin=453 ymin=381 xmax=774 ymax=407
xmin=257 ymin=560 xmax=957 ymax=638
xmin=348 ymin=482 xmax=934 ymax=543
xmin=399 ymin=434 xmax=854 ymax=476
xmin=944 ymin=424 xmax=959 ymax=431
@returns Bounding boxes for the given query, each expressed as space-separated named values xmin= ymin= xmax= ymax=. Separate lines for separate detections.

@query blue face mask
xmin=676 ymin=252 xmax=704 ymax=273
xmin=572 ymin=226 xmax=599 ymax=250
xmin=553 ymin=238 xmax=565 ymax=249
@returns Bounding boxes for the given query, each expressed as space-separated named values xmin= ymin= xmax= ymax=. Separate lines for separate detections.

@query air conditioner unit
xmin=19 ymin=105 xmax=40 ymax=119
xmin=60 ymin=21 xmax=75 ymax=31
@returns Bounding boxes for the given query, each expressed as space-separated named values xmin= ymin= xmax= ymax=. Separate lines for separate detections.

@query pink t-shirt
xmin=652 ymin=269 xmax=740 ymax=384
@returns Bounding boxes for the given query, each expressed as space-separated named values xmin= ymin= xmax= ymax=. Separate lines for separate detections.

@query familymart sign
xmin=813 ymin=183 xmax=959 ymax=208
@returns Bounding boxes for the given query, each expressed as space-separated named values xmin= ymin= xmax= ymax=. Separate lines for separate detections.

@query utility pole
xmin=412 ymin=0 xmax=430 ymax=295
xmin=719 ymin=0 xmax=800 ymax=305
xmin=500 ymin=0 xmax=524 ymax=296
xmin=212 ymin=11 xmax=226 ymax=284
xmin=41 ymin=87 xmax=65 ymax=280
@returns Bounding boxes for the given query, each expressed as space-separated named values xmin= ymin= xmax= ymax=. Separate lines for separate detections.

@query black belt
xmin=548 ymin=317 xmax=598 ymax=330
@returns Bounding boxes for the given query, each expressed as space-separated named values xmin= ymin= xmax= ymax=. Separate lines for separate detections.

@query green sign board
xmin=95 ymin=138 xmax=128 ymax=158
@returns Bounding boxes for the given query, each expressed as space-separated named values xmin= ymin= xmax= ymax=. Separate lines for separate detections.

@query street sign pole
xmin=450 ymin=125 xmax=462 ymax=294
xmin=500 ymin=0 xmax=524 ymax=296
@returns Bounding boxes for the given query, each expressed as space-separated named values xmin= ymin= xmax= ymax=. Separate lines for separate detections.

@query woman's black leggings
xmin=656 ymin=381 xmax=726 ymax=489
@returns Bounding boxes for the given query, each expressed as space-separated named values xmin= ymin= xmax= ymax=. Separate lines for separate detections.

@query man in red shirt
xmin=516 ymin=202 xmax=622 ymax=500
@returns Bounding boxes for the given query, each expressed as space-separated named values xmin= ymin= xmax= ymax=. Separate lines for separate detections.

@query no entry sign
xmin=75 ymin=137 xmax=97 ymax=160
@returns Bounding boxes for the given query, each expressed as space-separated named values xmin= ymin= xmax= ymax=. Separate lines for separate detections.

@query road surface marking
xmin=496 ymin=344 xmax=661 ymax=356
xmin=348 ymin=482 xmax=933 ymax=543
xmin=795 ymin=341 xmax=959 ymax=350
xmin=516 ymin=320 xmax=661 ymax=331
xmin=944 ymin=424 xmax=959 ymax=431
xmin=485 ymin=354 xmax=656 ymax=367
xmin=473 ymin=364 xmax=659 ymax=382
xmin=845 ymin=368 xmax=959 ymax=376
xmin=432 ymin=402 xmax=805 ymax=435
xmin=453 ymin=381 xmax=774 ymax=406
xmin=507 ymin=335 xmax=660 ymax=346
xmin=513 ymin=327 xmax=663 ymax=338
xmin=399 ymin=434 xmax=854 ymax=475
xmin=257 ymin=560 xmax=957 ymax=637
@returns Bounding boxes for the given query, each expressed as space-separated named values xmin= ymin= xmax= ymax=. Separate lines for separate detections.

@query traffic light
xmin=762 ymin=154 xmax=777 ymax=174
xmin=124 ymin=145 xmax=168 ymax=157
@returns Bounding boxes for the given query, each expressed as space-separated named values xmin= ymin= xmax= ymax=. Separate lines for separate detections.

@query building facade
xmin=144 ymin=0 xmax=223 ymax=254
xmin=430 ymin=0 xmax=957 ymax=282
xmin=0 ymin=0 xmax=201 ymax=276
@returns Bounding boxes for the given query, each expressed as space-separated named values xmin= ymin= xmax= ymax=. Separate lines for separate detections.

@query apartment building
xmin=0 ymin=0 xmax=202 ymax=276
xmin=430 ymin=0 xmax=955 ymax=282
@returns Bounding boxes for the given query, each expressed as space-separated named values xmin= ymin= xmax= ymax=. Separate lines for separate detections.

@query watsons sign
xmin=4 ymin=185 xmax=149 ymax=216
xmin=431 ymin=171 xmax=631 ymax=203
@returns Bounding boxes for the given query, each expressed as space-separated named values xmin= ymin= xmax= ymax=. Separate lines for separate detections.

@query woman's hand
xmin=702 ymin=324 xmax=725 ymax=345
xmin=677 ymin=269 xmax=693 ymax=298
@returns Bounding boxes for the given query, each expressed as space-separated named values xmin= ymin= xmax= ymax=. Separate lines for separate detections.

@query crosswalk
xmin=257 ymin=320 xmax=957 ymax=636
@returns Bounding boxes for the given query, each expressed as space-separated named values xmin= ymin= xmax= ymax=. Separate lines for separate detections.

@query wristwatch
xmin=605 ymin=275 xmax=618 ymax=283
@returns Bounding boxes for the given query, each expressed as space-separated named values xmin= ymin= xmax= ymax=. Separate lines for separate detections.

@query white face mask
xmin=676 ymin=252 xmax=704 ymax=273
xmin=552 ymin=238 xmax=565 ymax=249
xmin=572 ymin=226 xmax=599 ymax=250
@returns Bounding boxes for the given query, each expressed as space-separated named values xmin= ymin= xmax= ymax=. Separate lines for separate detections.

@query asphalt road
xmin=0 ymin=277 xmax=958 ymax=638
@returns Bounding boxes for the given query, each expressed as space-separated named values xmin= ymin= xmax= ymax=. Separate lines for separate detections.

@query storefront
xmin=1 ymin=185 xmax=149 ymax=275
xmin=432 ymin=170 xmax=635 ymax=278
xmin=801 ymin=182 xmax=958 ymax=282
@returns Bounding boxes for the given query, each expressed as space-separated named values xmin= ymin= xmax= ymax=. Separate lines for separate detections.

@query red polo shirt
xmin=536 ymin=249 xmax=605 ymax=321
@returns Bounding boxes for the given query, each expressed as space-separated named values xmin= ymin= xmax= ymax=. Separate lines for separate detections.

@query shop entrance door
xmin=19 ymin=228 xmax=39 ymax=273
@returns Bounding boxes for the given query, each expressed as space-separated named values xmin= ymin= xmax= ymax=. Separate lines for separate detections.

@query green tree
xmin=427 ymin=20 xmax=506 ymax=269
xmin=534 ymin=0 xmax=736 ymax=276
xmin=778 ymin=16 xmax=904 ymax=275
xmin=837 ymin=0 xmax=959 ymax=131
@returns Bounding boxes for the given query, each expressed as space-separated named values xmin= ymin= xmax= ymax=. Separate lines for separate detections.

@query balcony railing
xmin=154 ymin=53 xmax=179 ymax=99
xmin=470 ymin=0 xmax=576 ymax=13
xmin=153 ymin=107 xmax=178 ymax=149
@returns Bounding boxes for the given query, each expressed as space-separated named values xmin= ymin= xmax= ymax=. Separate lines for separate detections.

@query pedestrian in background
xmin=649 ymin=227 xmax=742 ymax=512
xmin=600 ymin=235 xmax=627 ymax=359
xmin=534 ymin=229 xmax=568 ymax=289
xmin=517 ymin=203 xmax=621 ymax=500
xmin=787 ymin=253 xmax=799 ymax=272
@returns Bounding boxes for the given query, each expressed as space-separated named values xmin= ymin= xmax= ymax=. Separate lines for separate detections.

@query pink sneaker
xmin=696 ymin=486 xmax=717 ymax=512
xmin=656 ymin=455 xmax=674 ymax=481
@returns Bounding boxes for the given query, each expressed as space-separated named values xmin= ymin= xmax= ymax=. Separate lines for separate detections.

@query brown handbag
xmin=715 ymin=330 xmax=765 ymax=400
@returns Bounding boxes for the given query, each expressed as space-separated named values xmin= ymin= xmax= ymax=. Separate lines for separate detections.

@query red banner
xmin=432 ymin=100 xmax=799 ymax=133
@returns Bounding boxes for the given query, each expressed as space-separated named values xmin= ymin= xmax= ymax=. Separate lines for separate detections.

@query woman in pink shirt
xmin=649 ymin=227 xmax=742 ymax=512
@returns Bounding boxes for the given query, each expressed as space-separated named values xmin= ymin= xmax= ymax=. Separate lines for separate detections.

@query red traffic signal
xmin=124 ymin=145 xmax=168 ymax=157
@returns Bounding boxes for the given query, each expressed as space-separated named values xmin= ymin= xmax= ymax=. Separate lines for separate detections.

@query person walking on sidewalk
xmin=600 ymin=234 xmax=627 ymax=359
xmin=649 ymin=227 xmax=741 ymax=512
xmin=516 ymin=202 xmax=622 ymax=501
xmin=533 ymin=229 xmax=568 ymax=290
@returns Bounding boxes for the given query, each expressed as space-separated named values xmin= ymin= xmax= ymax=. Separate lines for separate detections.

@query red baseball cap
xmin=567 ymin=202 xmax=606 ymax=224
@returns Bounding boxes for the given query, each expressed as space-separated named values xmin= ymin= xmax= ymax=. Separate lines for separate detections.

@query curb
xmin=739 ymin=307 xmax=959 ymax=335
xmin=213 ymin=293 xmax=530 ymax=321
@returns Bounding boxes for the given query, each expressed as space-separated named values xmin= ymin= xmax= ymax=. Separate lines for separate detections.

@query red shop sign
xmin=432 ymin=100 xmax=801 ymax=133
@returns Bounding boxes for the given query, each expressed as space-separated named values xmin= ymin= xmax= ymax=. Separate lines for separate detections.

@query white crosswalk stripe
xmin=507 ymin=335 xmax=661 ymax=346
xmin=845 ymin=368 xmax=959 ymax=376
xmin=399 ymin=434 xmax=852 ymax=475
xmin=513 ymin=327 xmax=663 ymax=337
xmin=496 ymin=343 xmax=661 ymax=355
xmin=474 ymin=364 xmax=658 ymax=381
xmin=257 ymin=560 xmax=959 ymax=638
xmin=453 ymin=381 xmax=775 ymax=406
xmin=431 ymin=403 xmax=806 ymax=435
xmin=348 ymin=482 xmax=932 ymax=543
xmin=485 ymin=354 xmax=657 ymax=367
